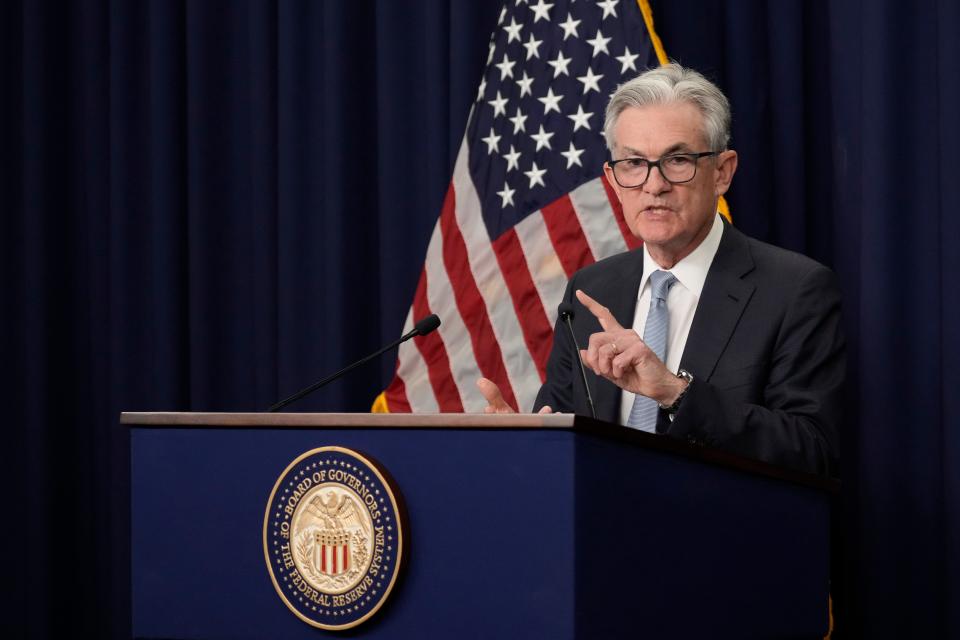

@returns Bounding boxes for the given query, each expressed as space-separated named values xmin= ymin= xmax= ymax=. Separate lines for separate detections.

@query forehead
xmin=612 ymin=102 xmax=707 ymax=156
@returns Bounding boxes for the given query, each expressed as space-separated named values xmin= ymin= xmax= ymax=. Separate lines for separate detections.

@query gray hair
xmin=603 ymin=63 xmax=731 ymax=154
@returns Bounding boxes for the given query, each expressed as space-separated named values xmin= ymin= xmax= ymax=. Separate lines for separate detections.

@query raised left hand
xmin=575 ymin=289 xmax=686 ymax=406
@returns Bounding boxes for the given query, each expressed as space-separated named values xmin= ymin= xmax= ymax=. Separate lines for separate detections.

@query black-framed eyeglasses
xmin=608 ymin=151 xmax=718 ymax=188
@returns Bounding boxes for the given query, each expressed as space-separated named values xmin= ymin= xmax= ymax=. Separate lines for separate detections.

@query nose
xmin=643 ymin=164 xmax=671 ymax=195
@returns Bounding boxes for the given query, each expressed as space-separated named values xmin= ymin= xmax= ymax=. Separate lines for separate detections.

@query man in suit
xmin=478 ymin=64 xmax=844 ymax=477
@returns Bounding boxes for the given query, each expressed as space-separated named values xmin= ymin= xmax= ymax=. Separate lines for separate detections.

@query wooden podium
xmin=123 ymin=412 xmax=835 ymax=639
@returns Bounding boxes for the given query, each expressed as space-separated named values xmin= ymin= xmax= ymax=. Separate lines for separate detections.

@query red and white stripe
xmin=384 ymin=139 xmax=637 ymax=413
xmin=319 ymin=543 xmax=349 ymax=576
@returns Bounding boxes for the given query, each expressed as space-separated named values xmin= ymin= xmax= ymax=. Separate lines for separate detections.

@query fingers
xmin=584 ymin=330 xmax=640 ymax=376
xmin=584 ymin=332 xmax=615 ymax=370
xmin=477 ymin=378 xmax=553 ymax=414
xmin=476 ymin=377 xmax=515 ymax=413
xmin=584 ymin=333 xmax=606 ymax=370
xmin=612 ymin=343 xmax=644 ymax=378
xmin=582 ymin=343 xmax=611 ymax=375
xmin=611 ymin=340 xmax=666 ymax=382
xmin=575 ymin=289 xmax=624 ymax=332
xmin=597 ymin=340 xmax=619 ymax=376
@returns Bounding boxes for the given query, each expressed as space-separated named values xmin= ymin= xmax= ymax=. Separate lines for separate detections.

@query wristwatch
xmin=659 ymin=369 xmax=693 ymax=413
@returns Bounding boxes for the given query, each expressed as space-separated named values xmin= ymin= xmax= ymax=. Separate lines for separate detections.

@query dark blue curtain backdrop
xmin=2 ymin=1 xmax=957 ymax=638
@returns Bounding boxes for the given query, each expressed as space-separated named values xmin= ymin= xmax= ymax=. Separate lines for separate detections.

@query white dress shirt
xmin=618 ymin=214 xmax=725 ymax=425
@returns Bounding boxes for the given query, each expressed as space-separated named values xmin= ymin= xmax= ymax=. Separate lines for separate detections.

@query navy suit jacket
xmin=533 ymin=220 xmax=845 ymax=476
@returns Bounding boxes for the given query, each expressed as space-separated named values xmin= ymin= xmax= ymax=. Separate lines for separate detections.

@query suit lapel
xmin=680 ymin=222 xmax=756 ymax=381
xmin=586 ymin=249 xmax=645 ymax=424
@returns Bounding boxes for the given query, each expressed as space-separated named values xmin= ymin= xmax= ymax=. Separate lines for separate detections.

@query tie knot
xmin=649 ymin=270 xmax=677 ymax=301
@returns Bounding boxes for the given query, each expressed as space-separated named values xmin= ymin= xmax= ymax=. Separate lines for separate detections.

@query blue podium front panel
xmin=131 ymin=421 xmax=831 ymax=639
xmin=131 ymin=427 xmax=576 ymax=639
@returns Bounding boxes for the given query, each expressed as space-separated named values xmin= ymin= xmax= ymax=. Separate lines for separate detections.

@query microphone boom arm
xmin=268 ymin=314 xmax=440 ymax=412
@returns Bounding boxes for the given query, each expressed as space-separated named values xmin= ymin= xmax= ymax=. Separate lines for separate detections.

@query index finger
xmin=575 ymin=289 xmax=624 ymax=332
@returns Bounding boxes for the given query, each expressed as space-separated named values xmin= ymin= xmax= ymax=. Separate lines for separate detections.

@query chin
xmin=629 ymin=217 xmax=679 ymax=246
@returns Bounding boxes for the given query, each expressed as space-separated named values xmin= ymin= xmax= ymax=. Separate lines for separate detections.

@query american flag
xmin=378 ymin=0 xmax=663 ymax=413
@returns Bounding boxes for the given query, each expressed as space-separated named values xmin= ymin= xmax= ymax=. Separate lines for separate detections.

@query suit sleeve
xmin=533 ymin=277 xmax=577 ymax=414
xmin=666 ymin=264 xmax=845 ymax=476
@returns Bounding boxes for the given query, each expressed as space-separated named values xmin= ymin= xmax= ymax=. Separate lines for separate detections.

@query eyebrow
xmin=621 ymin=142 xmax=696 ymax=158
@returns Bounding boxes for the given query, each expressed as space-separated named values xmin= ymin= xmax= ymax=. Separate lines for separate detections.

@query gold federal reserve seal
xmin=263 ymin=447 xmax=405 ymax=630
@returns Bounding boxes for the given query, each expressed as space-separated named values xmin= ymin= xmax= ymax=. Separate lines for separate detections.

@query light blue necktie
xmin=627 ymin=270 xmax=677 ymax=432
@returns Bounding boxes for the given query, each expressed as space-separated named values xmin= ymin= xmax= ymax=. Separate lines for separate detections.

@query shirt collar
xmin=639 ymin=213 xmax=725 ymax=299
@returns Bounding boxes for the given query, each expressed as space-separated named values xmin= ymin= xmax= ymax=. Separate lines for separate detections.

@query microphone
xmin=268 ymin=314 xmax=441 ymax=412
xmin=557 ymin=302 xmax=597 ymax=420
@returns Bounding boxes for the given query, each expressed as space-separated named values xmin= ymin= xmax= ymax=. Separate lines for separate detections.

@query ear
xmin=713 ymin=150 xmax=738 ymax=197
xmin=603 ymin=162 xmax=625 ymax=203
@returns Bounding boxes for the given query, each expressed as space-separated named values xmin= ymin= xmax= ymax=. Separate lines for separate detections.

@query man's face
xmin=603 ymin=102 xmax=737 ymax=265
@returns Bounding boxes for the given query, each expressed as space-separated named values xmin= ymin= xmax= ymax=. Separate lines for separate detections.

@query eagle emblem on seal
xmin=297 ymin=490 xmax=372 ymax=581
